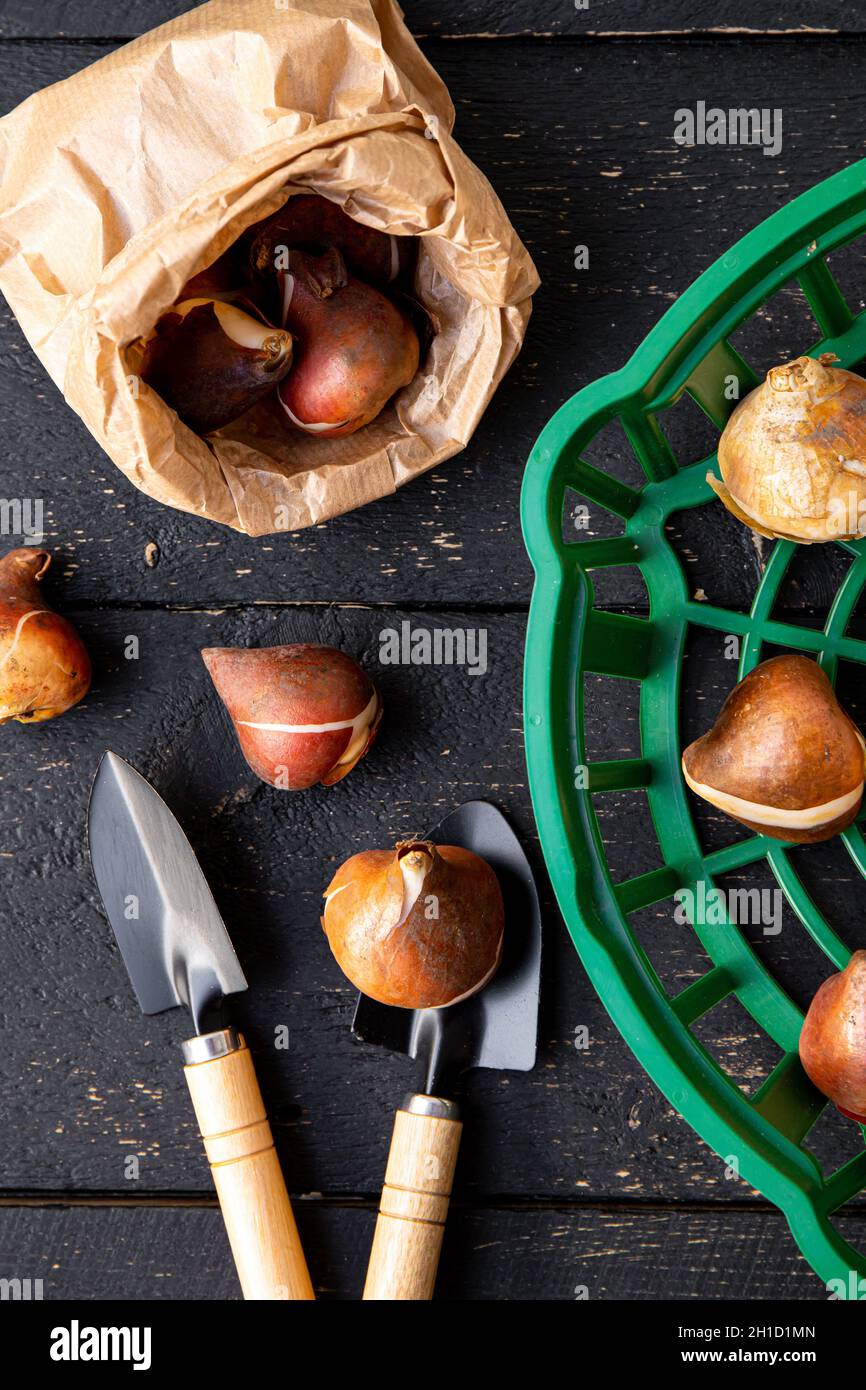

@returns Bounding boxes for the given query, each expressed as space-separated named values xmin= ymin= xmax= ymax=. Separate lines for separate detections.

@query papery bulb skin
xmin=322 ymin=841 xmax=505 ymax=1009
xmin=276 ymin=249 xmax=420 ymax=438
xmin=682 ymin=654 xmax=865 ymax=843
xmin=800 ymin=951 xmax=866 ymax=1122
xmin=202 ymin=643 xmax=382 ymax=790
xmin=0 ymin=549 xmax=91 ymax=725
xmin=140 ymin=298 xmax=293 ymax=435
xmin=247 ymin=194 xmax=416 ymax=289
xmin=710 ymin=353 xmax=866 ymax=542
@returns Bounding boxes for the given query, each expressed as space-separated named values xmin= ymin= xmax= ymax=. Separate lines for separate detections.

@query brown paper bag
xmin=0 ymin=0 xmax=538 ymax=536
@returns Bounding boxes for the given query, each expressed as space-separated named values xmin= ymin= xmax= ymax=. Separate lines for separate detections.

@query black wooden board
xmin=1 ymin=603 xmax=863 ymax=1210
xmin=1 ymin=2 xmax=864 ymax=39
xmin=0 ymin=602 xmax=708 ymax=1201
xmin=1 ymin=3 xmax=865 ymax=1302
xmin=2 ymin=36 xmax=866 ymax=609
xmin=0 ymin=1200 xmax=845 ymax=1300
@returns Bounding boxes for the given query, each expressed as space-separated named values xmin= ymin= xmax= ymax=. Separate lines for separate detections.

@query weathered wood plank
xmin=1 ymin=38 xmax=863 ymax=609
xmin=2 ymin=6 xmax=863 ymax=1306
xmin=0 ymin=1200 xmax=841 ymax=1300
xmin=0 ymin=1 xmax=862 ymax=40
xmin=1 ymin=604 xmax=864 ymax=1207
xmin=0 ymin=602 xmax=654 ymax=1201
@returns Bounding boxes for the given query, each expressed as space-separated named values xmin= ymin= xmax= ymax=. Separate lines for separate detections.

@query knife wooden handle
xmin=363 ymin=1095 xmax=462 ymax=1301
xmin=183 ymin=1032 xmax=315 ymax=1301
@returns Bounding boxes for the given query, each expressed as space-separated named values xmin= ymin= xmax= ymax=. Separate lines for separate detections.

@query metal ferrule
xmin=402 ymin=1092 xmax=460 ymax=1121
xmin=182 ymin=1026 xmax=242 ymax=1066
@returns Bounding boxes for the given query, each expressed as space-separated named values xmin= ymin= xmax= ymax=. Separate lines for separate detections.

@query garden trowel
xmin=88 ymin=751 xmax=314 ymax=1301
xmin=353 ymin=800 xmax=542 ymax=1300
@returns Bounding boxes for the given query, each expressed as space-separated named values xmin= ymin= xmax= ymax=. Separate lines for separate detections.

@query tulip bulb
xmin=277 ymin=249 xmax=420 ymax=438
xmin=178 ymin=246 xmax=250 ymax=303
xmin=0 ymin=549 xmax=91 ymax=724
xmin=247 ymin=193 xmax=416 ymax=289
xmin=800 ymin=951 xmax=866 ymax=1122
xmin=322 ymin=840 xmax=504 ymax=1009
xmin=140 ymin=298 xmax=293 ymax=435
xmin=710 ymin=353 xmax=866 ymax=542
xmin=682 ymin=654 xmax=865 ymax=843
xmin=202 ymin=643 xmax=382 ymax=790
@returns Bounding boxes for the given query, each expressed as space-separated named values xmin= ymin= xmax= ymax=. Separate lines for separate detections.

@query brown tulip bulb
xmin=322 ymin=841 xmax=504 ymax=1009
xmin=277 ymin=249 xmax=420 ymax=438
xmin=140 ymin=298 xmax=293 ymax=434
xmin=682 ymin=655 xmax=865 ymax=843
xmin=800 ymin=951 xmax=866 ymax=1122
xmin=247 ymin=193 xmax=416 ymax=289
xmin=178 ymin=246 xmax=250 ymax=303
xmin=0 ymin=549 xmax=90 ymax=724
xmin=202 ymin=643 xmax=382 ymax=790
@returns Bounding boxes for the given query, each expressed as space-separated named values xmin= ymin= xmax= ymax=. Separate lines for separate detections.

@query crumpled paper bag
xmin=0 ymin=0 xmax=538 ymax=535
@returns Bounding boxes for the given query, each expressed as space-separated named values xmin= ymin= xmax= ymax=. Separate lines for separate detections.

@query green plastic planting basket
xmin=521 ymin=158 xmax=866 ymax=1294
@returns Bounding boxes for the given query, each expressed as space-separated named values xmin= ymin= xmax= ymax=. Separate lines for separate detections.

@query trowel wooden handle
xmin=183 ymin=1030 xmax=314 ymax=1301
xmin=363 ymin=1095 xmax=462 ymax=1301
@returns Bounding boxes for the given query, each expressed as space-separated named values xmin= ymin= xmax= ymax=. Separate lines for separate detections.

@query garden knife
xmin=353 ymin=800 xmax=541 ymax=1300
xmin=88 ymin=751 xmax=314 ymax=1301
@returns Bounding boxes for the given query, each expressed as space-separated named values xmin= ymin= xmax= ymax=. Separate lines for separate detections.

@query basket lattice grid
xmin=522 ymin=160 xmax=866 ymax=1291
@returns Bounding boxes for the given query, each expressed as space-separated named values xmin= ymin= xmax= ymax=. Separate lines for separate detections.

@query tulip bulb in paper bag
xmin=277 ymin=250 xmax=420 ymax=438
xmin=247 ymin=194 xmax=416 ymax=290
xmin=141 ymin=299 xmax=293 ymax=435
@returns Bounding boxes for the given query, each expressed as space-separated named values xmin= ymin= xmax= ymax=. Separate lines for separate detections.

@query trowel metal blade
xmin=88 ymin=752 xmax=247 ymax=1033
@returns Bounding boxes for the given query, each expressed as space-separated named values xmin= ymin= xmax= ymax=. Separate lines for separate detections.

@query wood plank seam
xmin=2 ymin=32 xmax=865 ymax=46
